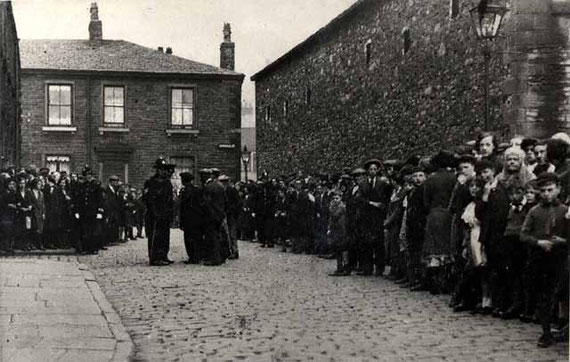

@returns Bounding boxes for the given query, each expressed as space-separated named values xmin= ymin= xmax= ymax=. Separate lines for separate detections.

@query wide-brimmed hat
xmin=363 ymin=158 xmax=382 ymax=170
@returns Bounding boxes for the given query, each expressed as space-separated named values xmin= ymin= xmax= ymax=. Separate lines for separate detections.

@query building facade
xmin=0 ymin=1 xmax=21 ymax=168
xmin=252 ymin=0 xmax=570 ymax=176
xmin=20 ymin=3 xmax=244 ymax=188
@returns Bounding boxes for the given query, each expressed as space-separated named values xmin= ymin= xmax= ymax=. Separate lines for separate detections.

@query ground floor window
xmin=46 ymin=155 xmax=71 ymax=174
xmin=169 ymin=156 xmax=195 ymax=191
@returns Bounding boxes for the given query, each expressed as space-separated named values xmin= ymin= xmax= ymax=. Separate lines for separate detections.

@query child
xmin=498 ymin=182 xmax=530 ymax=319
xmin=328 ymin=189 xmax=348 ymax=276
xmin=520 ymin=172 xmax=568 ymax=348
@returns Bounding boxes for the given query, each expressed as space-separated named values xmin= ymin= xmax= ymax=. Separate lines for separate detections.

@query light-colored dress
xmin=461 ymin=201 xmax=486 ymax=267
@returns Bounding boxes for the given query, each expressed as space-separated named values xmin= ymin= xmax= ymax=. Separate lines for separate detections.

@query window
xmin=171 ymin=88 xmax=195 ymax=128
xmin=104 ymin=86 xmax=125 ymax=126
xmin=48 ymin=85 xmax=72 ymax=125
xmin=450 ymin=0 xmax=459 ymax=19
xmin=283 ymin=100 xmax=289 ymax=117
xmin=306 ymin=86 xmax=312 ymax=105
xmin=265 ymin=105 xmax=271 ymax=122
xmin=46 ymin=155 xmax=71 ymax=174
xmin=365 ymin=40 xmax=372 ymax=66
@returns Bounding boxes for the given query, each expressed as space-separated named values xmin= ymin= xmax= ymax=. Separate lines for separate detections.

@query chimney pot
xmin=89 ymin=2 xmax=103 ymax=41
xmin=158 ymin=47 xmax=164 ymax=53
xmin=166 ymin=47 xmax=172 ymax=55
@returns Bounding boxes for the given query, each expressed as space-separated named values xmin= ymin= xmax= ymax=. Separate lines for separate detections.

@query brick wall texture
xmin=254 ymin=0 xmax=570 ymax=176
xmin=20 ymin=72 xmax=242 ymax=188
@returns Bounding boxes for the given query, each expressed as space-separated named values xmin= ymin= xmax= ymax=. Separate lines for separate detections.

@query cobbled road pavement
xmin=80 ymin=230 xmax=569 ymax=361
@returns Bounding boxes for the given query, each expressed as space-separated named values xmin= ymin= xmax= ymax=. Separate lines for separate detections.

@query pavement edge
xmin=79 ymin=263 xmax=135 ymax=362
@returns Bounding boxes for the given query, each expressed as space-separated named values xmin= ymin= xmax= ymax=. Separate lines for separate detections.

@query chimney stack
xmin=220 ymin=23 xmax=235 ymax=71
xmin=89 ymin=2 xmax=103 ymax=42
xmin=157 ymin=46 xmax=164 ymax=53
xmin=166 ymin=47 xmax=172 ymax=55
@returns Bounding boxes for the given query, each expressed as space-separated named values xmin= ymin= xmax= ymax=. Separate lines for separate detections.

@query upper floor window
xmin=365 ymin=40 xmax=372 ymax=66
xmin=283 ymin=100 xmax=289 ymax=117
xmin=171 ymin=88 xmax=195 ymax=128
xmin=265 ymin=105 xmax=271 ymax=122
xmin=305 ymin=86 xmax=312 ymax=106
xmin=104 ymin=86 xmax=125 ymax=126
xmin=48 ymin=84 xmax=72 ymax=126
xmin=450 ymin=0 xmax=459 ymax=19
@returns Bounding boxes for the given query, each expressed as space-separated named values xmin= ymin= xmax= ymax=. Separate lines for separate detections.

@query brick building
xmin=19 ymin=3 xmax=244 ymax=188
xmin=252 ymin=0 xmax=570 ymax=176
xmin=0 ymin=1 xmax=21 ymax=168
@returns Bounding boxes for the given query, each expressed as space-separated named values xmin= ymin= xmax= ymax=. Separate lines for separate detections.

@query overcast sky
xmin=12 ymin=0 xmax=358 ymax=127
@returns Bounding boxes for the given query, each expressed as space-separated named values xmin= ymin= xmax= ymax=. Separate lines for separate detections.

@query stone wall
xmin=0 ymin=1 xmax=21 ymax=168
xmin=21 ymin=72 xmax=242 ymax=187
xmin=254 ymin=0 xmax=512 ymax=176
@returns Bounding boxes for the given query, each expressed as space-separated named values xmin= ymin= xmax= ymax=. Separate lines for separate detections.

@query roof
xmin=20 ymin=39 xmax=243 ymax=78
xmin=251 ymin=0 xmax=369 ymax=81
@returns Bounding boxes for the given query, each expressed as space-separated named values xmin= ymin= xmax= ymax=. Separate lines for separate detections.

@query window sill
xmin=98 ymin=127 xmax=130 ymax=135
xmin=42 ymin=126 xmax=77 ymax=133
xmin=165 ymin=129 xmax=199 ymax=137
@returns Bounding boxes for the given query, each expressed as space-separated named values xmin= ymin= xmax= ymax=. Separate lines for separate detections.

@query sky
xmin=11 ymin=0 xmax=359 ymax=127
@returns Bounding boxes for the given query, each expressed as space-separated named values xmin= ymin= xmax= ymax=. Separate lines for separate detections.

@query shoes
xmin=453 ymin=303 xmax=472 ymax=313
xmin=100 ymin=246 xmax=108 ymax=250
xmin=537 ymin=333 xmax=555 ymax=348
xmin=356 ymin=271 xmax=373 ymax=276
xmin=374 ymin=270 xmax=385 ymax=277
xmin=267 ymin=244 xmax=274 ymax=248
xmin=519 ymin=313 xmax=533 ymax=323
xmin=480 ymin=306 xmax=493 ymax=315
xmin=281 ymin=248 xmax=287 ymax=253
xmin=150 ymin=260 xmax=169 ymax=266
xmin=492 ymin=308 xmax=503 ymax=318
xmin=410 ymin=284 xmax=428 ymax=292
xmin=203 ymin=260 xmax=222 ymax=266
xmin=399 ymin=283 xmax=411 ymax=289
xmin=259 ymin=244 xmax=266 ymax=248
xmin=183 ymin=260 xmax=198 ymax=265
xmin=394 ymin=277 xmax=409 ymax=284
xmin=164 ymin=259 xmax=174 ymax=264
xmin=501 ymin=308 xmax=519 ymax=320
xmin=329 ymin=270 xmax=350 ymax=277
xmin=227 ymin=255 xmax=238 ymax=260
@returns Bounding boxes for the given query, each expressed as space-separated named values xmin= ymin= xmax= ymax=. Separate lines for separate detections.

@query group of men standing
xmin=144 ymin=157 xmax=239 ymax=266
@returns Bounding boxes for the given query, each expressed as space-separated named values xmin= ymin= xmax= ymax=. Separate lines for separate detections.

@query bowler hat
xmin=520 ymin=138 xmax=538 ymax=151
xmin=153 ymin=157 xmax=167 ymax=169
xmin=199 ymin=168 xmax=212 ymax=174
xmin=109 ymin=175 xmax=120 ymax=182
xmin=364 ymin=158 xmax=382 ymax=170
xmin=457 ymin=154 xmax=476 ymax=166
xmin=82 ymin=165 xmax=93 ymax=176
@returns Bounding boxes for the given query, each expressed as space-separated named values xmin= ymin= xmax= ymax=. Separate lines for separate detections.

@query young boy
xmin=328 ymin=189 xmax=348 ymax=276
xmin=520 ymin=172 xmax=568 ymax=348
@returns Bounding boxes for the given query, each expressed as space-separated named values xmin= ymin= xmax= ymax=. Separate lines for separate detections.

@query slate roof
xmin=20 ymin=39 xmax=242 ymax=77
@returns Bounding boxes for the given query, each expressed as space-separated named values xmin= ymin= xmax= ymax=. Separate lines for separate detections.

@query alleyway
xmin=81 ymin=230 xmax=568 ymax=361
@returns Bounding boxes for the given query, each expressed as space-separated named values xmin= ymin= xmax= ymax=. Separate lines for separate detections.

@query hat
xmin=404 ymin=155 xmax=420 ymax=167
xmin=219 ymin=174 xmax=230 ymax=181
xmin=475 ymin=159 xmax=498 ymax=173
xmin=409 ymin=165 xmax=425 ymax=174
xmin=536 ymin=172 xmax=560 ymax=187
xmin=179 ymin=172 xmax=194 ymax=182
xmin=363 ymin=158 xmax=382 ymax=170
xmin=153 ymin=157 xmax=167 ymax=169
xmin=199 ymin=168 xmax=212 ymax=174
xmin=108 ymin=175 xmax=120 ymax=181
xmin=551 ymin=132 xmax=570 ymax=145
xmin=82 ymin=165 xmax=93 ymax=176
xmin=340 ymin=173 xmax=352 ymax=181
xmin=39 ymin=167 xmax=50 ymax=175
xmin=431 ymin=150 xmax=456 ymax=169
xmin=520 ymin=138 xmax=538 ymax=151
xmin=211 ymin=168 xmax=221 ymax=176
xmin=457 ymin=154 xmax=476 ymax=165
xmin=166 ymin=163 xmax=176 ymax=171
xmin=351 ymin=168 xmax=366 ymax=176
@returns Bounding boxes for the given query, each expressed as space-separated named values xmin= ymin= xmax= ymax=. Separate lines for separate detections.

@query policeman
xmin=144 ymin=157 xmax=174 ymax=266
xmin=179 ymin=171 xmax=205 ymax=264
xmin=75 ymin=166 xmax=105 ymax=255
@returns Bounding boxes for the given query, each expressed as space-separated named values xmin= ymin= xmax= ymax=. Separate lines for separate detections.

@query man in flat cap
xmin=359 ymin=159 xmax=392 ymax=276
xmin=104 ymin=175 xmax=121 ymax=247
xmin=179 ymin=172 xmax=205 ymax=264
xmin=202 ymin=167 xmax=227 ymax=265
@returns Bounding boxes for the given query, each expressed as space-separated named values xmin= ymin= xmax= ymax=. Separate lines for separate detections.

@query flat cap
xmin=108 ymin=175 xmax=120 ymax=181
xmin=536 ymin=172 xmax=560 ymax=187
xmin=219 ymin=174 xmax=230 ymax=181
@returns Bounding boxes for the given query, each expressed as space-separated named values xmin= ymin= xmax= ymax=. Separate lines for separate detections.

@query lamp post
xmin=241 ymin=145 xmax=251 ymax=182
xmin=469 ymin=0 xmax=508 ymax=131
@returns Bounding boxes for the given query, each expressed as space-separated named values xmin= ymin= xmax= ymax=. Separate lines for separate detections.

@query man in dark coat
xmin=144 ymin=158 xmax=174 ymax=266
xmin=221 ymin=175 xmax=241 ymax=259
xmin=75 ymin=166 xmax=106 ymax=255
xmin=253 ymin=179 xmax=276 ymax=248
xmin=359 ymin=159 xmax=392 ymax=276
xmin=288 ymin=179 xmax=314 ymax=254
xmin=179 ymin=172 xmax=205 ymax=264
xmin=203 ymin=168 xmax=227 ymax=265
xmin=104 ymin=175 xmax=121 ymax=246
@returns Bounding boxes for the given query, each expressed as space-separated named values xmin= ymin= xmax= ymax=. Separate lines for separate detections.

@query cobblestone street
xmin=80 ymin=230 xmax=568 ymax=361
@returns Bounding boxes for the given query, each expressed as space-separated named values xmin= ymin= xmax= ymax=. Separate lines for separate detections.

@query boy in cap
xmin=521 ymin=172 xmax=568 ymax=348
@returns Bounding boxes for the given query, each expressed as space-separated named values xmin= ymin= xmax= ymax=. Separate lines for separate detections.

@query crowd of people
xmin=0 ymin=166 xmax=145 ymax=255
xmin=0 ymin=131 xmax=568 ymax=349
xmin=236 ymin=131 xmax=569 ymax=349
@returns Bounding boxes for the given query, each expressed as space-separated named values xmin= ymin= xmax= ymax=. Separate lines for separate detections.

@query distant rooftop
xmin=20 ymin=39 xmax=243 ymax=77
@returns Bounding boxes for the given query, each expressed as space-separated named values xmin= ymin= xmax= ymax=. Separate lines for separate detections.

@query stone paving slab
xmin=0 ymin=258 xmax=133 ymax=361
xmin=80 ymin=230 xmax=569 ymax=361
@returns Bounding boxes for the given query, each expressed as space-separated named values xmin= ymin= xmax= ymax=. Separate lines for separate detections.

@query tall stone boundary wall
xmin=255 ymin=0 xmax=509 ymax=176
xmin=504 ymin=0 xmax=570 ymax=138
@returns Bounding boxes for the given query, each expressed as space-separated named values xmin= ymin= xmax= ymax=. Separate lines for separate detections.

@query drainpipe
xmin=86 ymin=76 xmax=92 ymax=166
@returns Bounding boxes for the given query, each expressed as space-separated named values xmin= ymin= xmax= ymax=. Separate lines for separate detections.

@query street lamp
xmin=241 ymin=145 xmax=251 ymax=182
xmin=469 ymin=0 xmax=508 ymax=130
